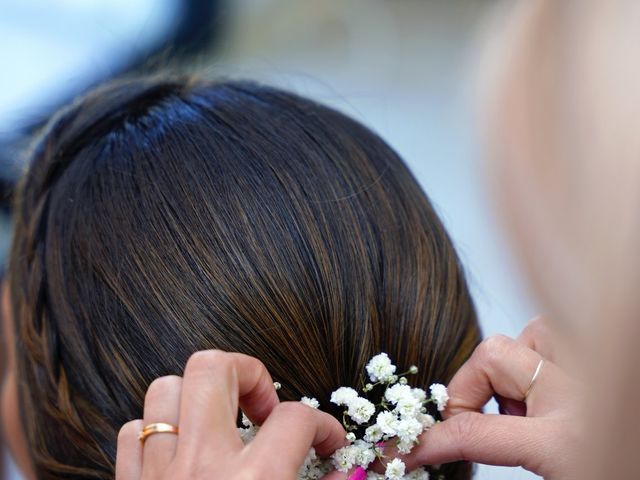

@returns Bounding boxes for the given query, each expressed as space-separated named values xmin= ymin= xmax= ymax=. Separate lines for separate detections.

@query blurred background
xmin=1 ymin=0 xmax=538 ymax=478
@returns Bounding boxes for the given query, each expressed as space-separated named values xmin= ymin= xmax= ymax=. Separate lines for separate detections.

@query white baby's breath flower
xmin=300 ymin=397 xmax=320 ymax=409
xmin=385 ymin=384 xmax=412 ymax=405
xmin=299 ymin=448 xmax=317 ymax=471
xmin=396 ymin=438 xmax=415 ymax=455
xmin=241 ymin=412 xmax=252 ymax=428
xmin=353 ymin=440 xmax=376 ymax=468
xmin=330 ymin=387 xmax=359 ymax=406
xmin=385 ymin=458 xmax=406 ymax=480
xmin=396 ymin=418 xmax=422 ymax=443
xmin=238 ymin=425 xmax=258 ymax=444
xmin=346 ymin=432 xmax=356 ymax=442
xmin=405 ymin=467 xmax=430 ymax=480
xmin=364 ymin=424 xmax=384 ymax=443
xmin=332 ymin=445 xmax=358 ymax=472
xmin=376 ymin=411 xmax=399 ymax=436
xmin=366 ymin=353 xmax=397 ymax=383
xmin=395 ymin=395 xmax=422 ymax=419
xmin=411 ymin=388 xmax=427 ymax=403
xmin=416 ymin=413 xmax=435 ymax=429
xmin=429 ymin=384 xmax=449 ymax=412
xmin=347 ymin=397 xmax=376 ymax=424
xmin=297 ymin=447 xmax=331 ymax=479
xmin=366 ymin=473 xmax=386 ymax=480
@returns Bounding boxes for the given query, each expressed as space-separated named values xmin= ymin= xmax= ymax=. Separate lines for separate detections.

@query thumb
xmin=402 ymin=413 xmax=548 ymax=473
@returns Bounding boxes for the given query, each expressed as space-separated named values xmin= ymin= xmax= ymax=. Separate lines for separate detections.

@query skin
xmin=116 ymin=351 xmax=348 ymax=480
xmin=116 ymin=316 xmax=583 ymax=480
xmin=1 ymin=283 xmax=34 ymax=479
xmin=394 ymin=318 xmax=583 ymax=479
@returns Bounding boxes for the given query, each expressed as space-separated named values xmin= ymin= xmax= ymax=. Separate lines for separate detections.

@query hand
xmin=116 ymin=351 xmax=347 ymax=480
xmin=401 ymin=317 xmax=582 ymax=479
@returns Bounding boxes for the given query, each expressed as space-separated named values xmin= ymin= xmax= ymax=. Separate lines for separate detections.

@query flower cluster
xmin=237 ymin=353 xmax=449 ymax=480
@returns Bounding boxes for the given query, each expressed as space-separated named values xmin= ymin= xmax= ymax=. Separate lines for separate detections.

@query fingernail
xmin=348 ymin=467 xmax=367 ymax=480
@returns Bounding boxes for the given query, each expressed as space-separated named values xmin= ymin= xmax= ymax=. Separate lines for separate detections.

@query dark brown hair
xmin=9 ymin=76 xmax=480 ymax=479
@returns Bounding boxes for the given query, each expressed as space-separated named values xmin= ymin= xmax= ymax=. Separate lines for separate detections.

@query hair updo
xmin=9 ymin=75 xmax=480 ymax=479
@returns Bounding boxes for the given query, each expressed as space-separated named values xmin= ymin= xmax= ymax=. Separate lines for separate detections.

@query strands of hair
xmin=9 ymin=75 xmax=480 ymax=479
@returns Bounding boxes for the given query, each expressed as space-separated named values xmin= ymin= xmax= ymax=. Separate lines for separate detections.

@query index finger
xmin=177 ymin=350 xmax=280 ymax=455
xmin=517 ymin=316 xmax=557 ymax=361
xmin=444 ymin=335 xmax=544 ymax=417
xmin=246 ymin=402 xmax=347 ymax=478
xmin=398 ymin=412 xmax=551 ymax=474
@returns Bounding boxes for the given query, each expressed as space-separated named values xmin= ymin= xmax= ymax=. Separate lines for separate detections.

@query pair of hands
xmin=116 ymin=318 xmax=580 ymax=479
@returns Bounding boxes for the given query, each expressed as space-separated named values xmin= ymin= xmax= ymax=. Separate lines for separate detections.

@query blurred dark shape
xmin=0 ymin=0 xmax=226 ymax=217
xmin=0 ymin=142 xmax=22 ymax=216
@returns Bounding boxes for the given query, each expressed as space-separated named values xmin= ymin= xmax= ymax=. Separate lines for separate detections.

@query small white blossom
xmin=396 ymin=418 xmax=422 ymax=443
xmin=332 ymin=445 xmax=358 ymax=472
xmin=385 ymin=384 xmax=412 ymax=405
xmin=376 ymin=411 xmax=399 ymax=436
xmin=409 ymin=365 xmax=419 ymax=374
xmin=429 ymin=384 xmax=449 ymax=412
xmin=330 ymin=387 xmax=359 ymax=406
xmin=297 ymin=447 xmax=331 ymax=479
xmin=237 ymin=425 xmax=258 ymax=444
xmin=385 ymin=458 xmax=406 ymax=480
xmin=300 ymin=397 xmax=320 ymax=409
xmin=396 ymin=438 xmax=415 ymax=455
xmin=241 ymin=412 xmax=252 ymax=428
xmin=366 ymin=353 xmax=397 ymax=383
xmin=416 ymin=413 xmax=435 ymax=429
xmin=347 ymin=397 xmax=376 ymax=424
xmin=346 ymin=432 xmax=356 ymax=442
xmin=353 ymin=440 xmax=376 ymax=468
xmin=411 ymin=388 xmax=427 ymax=403
xmin=364 ymin=424 xmax=384 ymax=443
xmin=395 ymin=395 xmax=422 ymax=419
xmin=366 ymin=473 xmax=385 ymax=480
xmin=405 ymin=468 xmax=430 ymax=480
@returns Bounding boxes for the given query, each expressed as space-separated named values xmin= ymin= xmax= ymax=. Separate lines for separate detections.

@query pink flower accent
xmin=347 ymin=466 xmax=367 ymax=480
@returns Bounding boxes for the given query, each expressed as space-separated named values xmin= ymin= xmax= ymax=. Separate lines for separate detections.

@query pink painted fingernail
xmin=347 ymin=466 xmax=367 ymax=480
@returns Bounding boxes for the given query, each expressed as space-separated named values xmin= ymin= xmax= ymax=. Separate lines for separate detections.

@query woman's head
xmin=3 ymin=76 xmax=479 ymax=479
